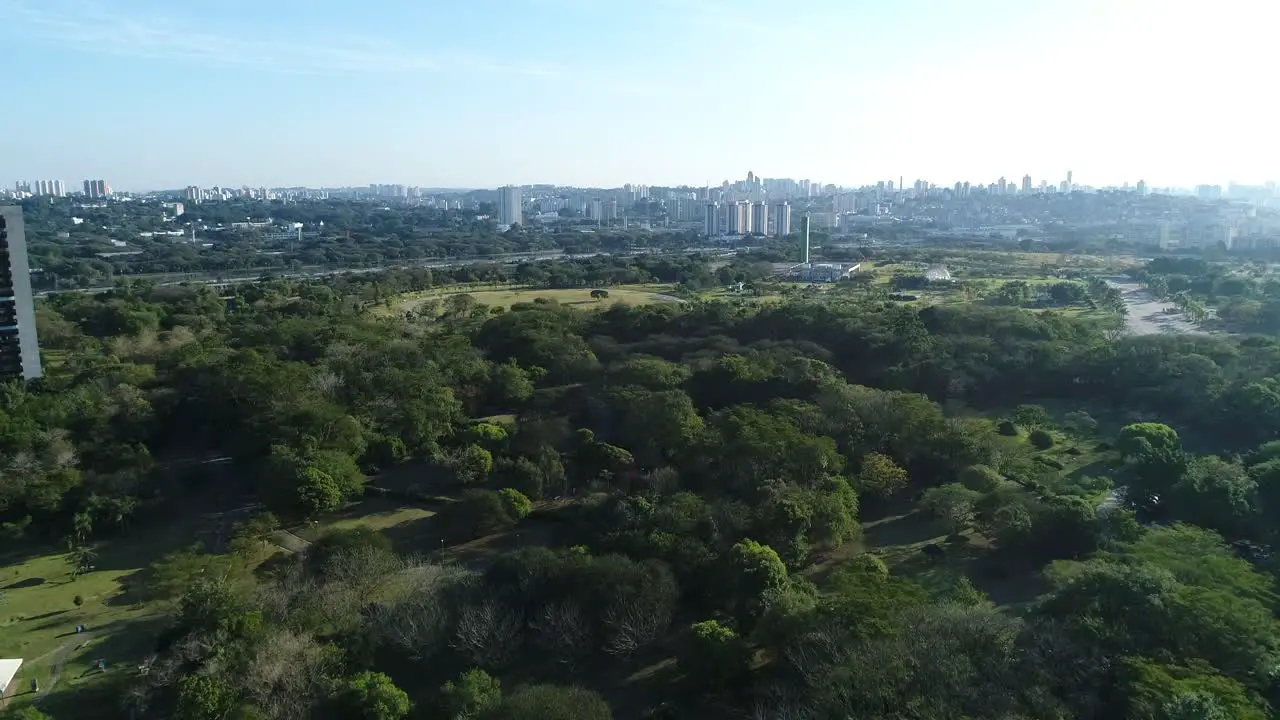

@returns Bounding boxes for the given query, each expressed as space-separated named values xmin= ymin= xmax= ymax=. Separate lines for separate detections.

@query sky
xmin=0 ymin=0 xmax=1276 ymax=191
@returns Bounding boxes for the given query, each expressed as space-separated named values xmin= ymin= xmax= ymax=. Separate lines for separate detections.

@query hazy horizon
xmin=1 ymin=0 xmax=1274 ymax=191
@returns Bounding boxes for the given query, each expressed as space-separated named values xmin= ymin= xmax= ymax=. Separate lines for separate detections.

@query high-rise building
xmin=998 ymin=177 xmax=1008 ymax=195
xmin=704 ymin=203 xmax=720 ymax=236
xmin=52 ymin=180 xmax=64 ymax=197
xmin=1137 ymin=180 xmax=1148 ymax=196
xmin=82 ymin=180 xmax=109 ymax=199
xmin=1066 ymin=170 xmax=1073 ymax=192
xmin=497 ymin=185 xmax=522 ymax=226
xmin=726 ymin=201 xmax=750 ymax=234
xmin=801 ymin=213 xmax=811 ymax=264
xmin=773 ymin=202 xmax=791 ymax=237
xmin=185 ymin=186 xmax=202 ymax=202
xmin=0 ymin=207 xmax=42 ymax=381
xmin=1022 ymin=175 xmax=1032 ymax=193
xmin=750 ymin=202 xmax=767 ymax=236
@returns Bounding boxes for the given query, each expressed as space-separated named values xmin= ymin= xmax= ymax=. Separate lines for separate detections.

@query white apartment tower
xmin=750 ymin=202 xmax=767 ymax=236
xmin=773 ymin=202 xmax=791 ymax=237
xmin=726 ymin=201 xmax=751 ymax=235
xmin=498 ymin=185 xmax=522 ymax=226
xmin=0 ymin=207 xmax=41 ymax=380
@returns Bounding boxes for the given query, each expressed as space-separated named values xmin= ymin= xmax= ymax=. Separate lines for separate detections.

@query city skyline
xmin=0 ymin=0 xmax=1274 ymax=190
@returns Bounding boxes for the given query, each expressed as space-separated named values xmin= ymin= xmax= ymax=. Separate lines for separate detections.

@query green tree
xmin=857 ymin=452 xmax=909 ymax=497
xmin=441 ymin=669 xmax=502 ymax=720
xmin=337 ymin=671 xmax=412 ymax=720
xmin=1028 ymin=429 xmax=1054 ymax=449
xmin=680 ymin=620 xmax=751 ymax=690
xmin=1118 ymin=423 xmax=1181 ymax=461
xmin=451 ymin=445 xmax=494 ymax=485
xmin=296 ymin=466 xmax=344 ymax=515
xmin=921 ymin=483 xmax=982 ymax=534
xmin=726 ymin=539 xmax=789 ymax=630
xmin=498 ymin=488 xmax=532 ymax=520
xmin=1012 ymin=403 xmax=1051 ymax=429
xmin=959 ymin=464 xmax=1003 ymax=492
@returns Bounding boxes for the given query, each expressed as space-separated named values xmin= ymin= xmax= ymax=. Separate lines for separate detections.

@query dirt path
xmin=269 ymin=530 xmax=312 ymax=554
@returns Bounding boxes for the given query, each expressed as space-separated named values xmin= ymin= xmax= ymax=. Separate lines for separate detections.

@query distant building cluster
xmin=16 ymin=180 xmax=65 ymax=197
xmin=82 ymin=180 xmax=111 ymax=199
xmin=703 ymin=200 xmax=792 ymax=237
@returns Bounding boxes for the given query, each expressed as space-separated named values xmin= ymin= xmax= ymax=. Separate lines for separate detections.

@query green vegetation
xmin=6 ymin=250 xmax=1280 ymax=718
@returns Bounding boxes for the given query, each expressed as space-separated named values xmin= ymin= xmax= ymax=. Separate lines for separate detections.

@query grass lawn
xmin=0 ymin=550 xmax=161 ymax=714
xmin=293 ymin=497 xmax=438 ymax=544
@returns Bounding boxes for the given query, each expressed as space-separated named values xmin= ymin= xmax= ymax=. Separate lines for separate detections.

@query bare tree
xmin=531 ymin=598 xmax=593 ymax=665
xmin=781 ymin=623 xmax=850 ymax=685
xmin=601 ymin=597 xmax=671 ymax=659
xmin=242 ymin=630 xmax=339 ymax=720
xmin=372 ymin=564 xmax=470 ymax=660
xmin=452 ymin=593 xmax=524 ymax=668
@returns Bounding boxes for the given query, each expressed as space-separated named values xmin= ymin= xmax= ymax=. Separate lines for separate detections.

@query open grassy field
xmin=0 ymin=548 xmax=162 ymax=715
xmin=383 ymin=284 xmax=682 ymax=317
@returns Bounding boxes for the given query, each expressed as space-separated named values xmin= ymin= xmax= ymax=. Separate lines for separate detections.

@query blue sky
xmin=0 ymin=0 xmax=1274 ymax=190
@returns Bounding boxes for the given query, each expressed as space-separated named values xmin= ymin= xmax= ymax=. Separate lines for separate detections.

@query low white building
xmin=0 ymin=658 xmax=22 ymax=695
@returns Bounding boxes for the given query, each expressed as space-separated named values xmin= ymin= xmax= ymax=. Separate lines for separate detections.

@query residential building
xmin=727 ymin=201 xmax=750 ymax=234
xmin=0 ymin=207 xmax=41 ymax=380
xmin=498 ymin=185 xmax=522 ymax=226
xmin=1022 ymin=175 xmax=1032 ymax=193
xmin=750 ymin=202 xmax=767 ymax=236
xmin=773 ymin=202 xmax=791 ymax=237
xmin=704 ymin=203 xmax=720 ymax=236
xmin=82 ymin=179 xmax=109 ymax=199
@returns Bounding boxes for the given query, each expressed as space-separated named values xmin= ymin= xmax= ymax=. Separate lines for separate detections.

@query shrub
xmin=958 ymin=464 xmax=1003 ymax=492
xmin=997 ymin=420 xmax=1019 ymax=436
xmin=73 ymin=594 xmax=84 ymax=607
xmin=498 ymin=488 xmax=532 ymax=520
xmin=1034 ymin=456 xmax=1065 ymax=470
xmin=1029 ymin=429 xmax=1055 ymax=449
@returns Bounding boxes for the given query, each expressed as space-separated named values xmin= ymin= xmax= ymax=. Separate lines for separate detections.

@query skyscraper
xmin=998 ymin=177 xmax=1008 ymax=195
xmin=727 ymin=201 xmax=750 ymax=234
xmin=750 ymin=202 xmax=767 ymax=236
xmin=773 ymin=202 xmax=791 ymax=237
xmin=704 ymin=203 xmax=720 ymax=236
xmin=1137 ymin=180 xmax=1148 ymax=196
xmin=1022 ymin=175 xmax=1032 ymax=193
xmin=801 ymin=214 xmax=811 ymax=264
xmin=497 ymin=185 xmax=522 ymax=226
xmin=0 ymin=207 xmax=41 ymax=381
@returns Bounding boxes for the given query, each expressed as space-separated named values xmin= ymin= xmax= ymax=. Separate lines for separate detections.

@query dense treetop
xmin=6 ymin=253 xmax=1280 ymax=719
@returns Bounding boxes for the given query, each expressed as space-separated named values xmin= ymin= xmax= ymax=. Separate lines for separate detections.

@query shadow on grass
xmin=3 ymin=577 xmax=48 ymax=590
xmin=19 ymin=609 xmax=67 ymax=622
xmin=864 ymin=510 xmax=942 ymax=550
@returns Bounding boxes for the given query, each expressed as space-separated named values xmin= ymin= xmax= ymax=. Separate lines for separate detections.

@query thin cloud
xmin=0 ymin=1 xmax=564 ymax=77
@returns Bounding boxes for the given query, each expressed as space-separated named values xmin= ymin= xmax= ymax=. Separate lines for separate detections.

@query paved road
xmin=1107 ymin=278 xmax=1211 ymax=336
